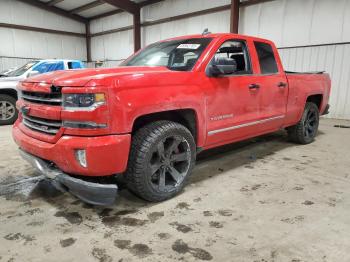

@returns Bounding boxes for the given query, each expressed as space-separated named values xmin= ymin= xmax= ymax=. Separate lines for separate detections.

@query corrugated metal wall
xmin=88 ymin=0 xmax=350 ymax=119
xmin=240 ymin=0 xmax=350 ymax=119
xmin=0 ymin=0 xmax=87 ymax=72
xmin=1 ymin=0 xmax=349 ymax=119
xmin=89 ymin=0 xmax=231 ymax=65
xmin=279 ymin=45 xmax=350 ymax=120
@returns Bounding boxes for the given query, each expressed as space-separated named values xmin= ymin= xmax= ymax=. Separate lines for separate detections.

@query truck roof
xmin=163 ymin=33 xmax=274 ymax=45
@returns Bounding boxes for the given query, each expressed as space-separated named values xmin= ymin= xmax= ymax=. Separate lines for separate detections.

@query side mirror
xmin=27 ymin=71 xmax=40 ymax=78
xmin=206 ymin=57 xmax=237 ymax=77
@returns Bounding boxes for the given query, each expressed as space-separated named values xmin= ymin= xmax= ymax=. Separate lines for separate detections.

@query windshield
xmin=6 ymin=61 xmax=39 ymax=77
xmin=123 ymin=38 xmax=212 ymax=71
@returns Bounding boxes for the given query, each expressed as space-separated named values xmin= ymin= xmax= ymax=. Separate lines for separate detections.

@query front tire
xmin=0 ymin=94 xmax=18 ymax=125
xmin=287 ymin=102 xmax=320 ymax=144
xmin=126 ymin=121 xmax=196 ymax=202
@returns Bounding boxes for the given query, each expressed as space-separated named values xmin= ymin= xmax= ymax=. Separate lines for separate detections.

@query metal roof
xmin=32 ymin=0 xmax=164 ymax=21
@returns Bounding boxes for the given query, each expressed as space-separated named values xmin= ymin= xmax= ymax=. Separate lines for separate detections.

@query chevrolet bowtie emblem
xmin=21 ymin=106 xmax=30 ymax=116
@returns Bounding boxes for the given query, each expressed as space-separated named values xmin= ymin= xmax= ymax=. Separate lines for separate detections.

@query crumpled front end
xmin=19 ymin=149 xmax=118 ymax=206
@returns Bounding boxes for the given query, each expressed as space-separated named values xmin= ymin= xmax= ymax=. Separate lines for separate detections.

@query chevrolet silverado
xmin=12 ymin=33 xmax=331 ymax=205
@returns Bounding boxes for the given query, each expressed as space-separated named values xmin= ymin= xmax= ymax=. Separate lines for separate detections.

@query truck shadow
xmin=118 ymin=129 xmax=325 ymax=202
xmin=0 ymin=130 xmax=325 ymax=210
xmin=190 ymin=129 xmax=324 ymax=184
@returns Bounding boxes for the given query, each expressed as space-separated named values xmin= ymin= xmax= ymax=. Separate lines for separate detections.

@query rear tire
xmin=126 ymin=121 xmax=196 ymax=202
xmin=287 ymin=102 xmax=320 ymax=144
xmin=0 ymin=94 xmax=18 ymax=125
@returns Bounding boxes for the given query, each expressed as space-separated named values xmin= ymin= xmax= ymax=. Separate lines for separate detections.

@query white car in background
xmin=0 ymin=59 xmax=84 ymax=125
xmin=0 ymin=67 xmax=18 ymax=77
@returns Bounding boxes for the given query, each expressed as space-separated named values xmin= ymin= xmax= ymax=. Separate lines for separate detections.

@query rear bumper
xmin=12 ymin=122 xmax=131 ymax=176
xmin=19 ymin=150 xmax=118 ymax=206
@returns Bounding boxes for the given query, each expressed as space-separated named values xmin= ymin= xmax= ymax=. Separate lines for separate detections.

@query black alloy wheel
xmin=126 ymin=121 xmax=196 ymax=202
xmin=149 ymin=135 xmax=191 ymax=191
xmin=288 ymin=102 xmax=320 ymax=144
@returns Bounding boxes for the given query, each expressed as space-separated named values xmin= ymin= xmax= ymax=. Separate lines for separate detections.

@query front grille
xmin=21 ymin=89 xmax=62 ymax=106
xmin=23 ymin=115 xmax=62 ymax=135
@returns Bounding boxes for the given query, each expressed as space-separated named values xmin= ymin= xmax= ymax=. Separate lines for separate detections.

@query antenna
xmin=202 ymin=28 xmax=211 ymax=36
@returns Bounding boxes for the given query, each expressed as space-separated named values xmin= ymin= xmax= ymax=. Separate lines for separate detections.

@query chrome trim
xmin=21 ymin=94 xmax=62 ymax=104
xmin=23 ymin=119 xmax=59 ymax=134
xmin=62 ymin=120 xmax=107 ymax=129
xmin=22 ymin=115 xmax=61 ymax=128
xmin=63 ymin=102 xmax=105 ymax=112
xmin=208 ymin=115 xmax=285 ymax=136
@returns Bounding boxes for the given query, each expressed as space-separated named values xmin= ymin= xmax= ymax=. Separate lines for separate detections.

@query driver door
xmin=204 ymin=39 xmax=262 ymax=147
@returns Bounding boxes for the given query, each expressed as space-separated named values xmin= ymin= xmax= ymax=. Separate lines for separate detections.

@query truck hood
xmin=24 ymin=67 xmax=170 ymax=87
xmin=0 ymin=75 xmax=23 ymax=82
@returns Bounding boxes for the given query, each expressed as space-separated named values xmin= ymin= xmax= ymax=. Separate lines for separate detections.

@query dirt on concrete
xmin=1 ymin=118 xmax=350 ymax=261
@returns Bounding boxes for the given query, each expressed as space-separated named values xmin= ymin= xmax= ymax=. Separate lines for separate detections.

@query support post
xmin=230 ymin=0 xmax=240 ymax=33
xmin=85 ymin=22 xmax=92 ymax=62
xmin=133 ymin=8 xmax=141 ymax=52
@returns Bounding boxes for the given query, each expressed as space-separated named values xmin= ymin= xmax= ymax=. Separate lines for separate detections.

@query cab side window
xmin=211 ymin=40 xmax=252 ymax=75
xmin=254 ymin=42 xmax=278 ymax=74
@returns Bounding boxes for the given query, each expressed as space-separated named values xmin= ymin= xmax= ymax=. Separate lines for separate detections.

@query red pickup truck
xmin=13 ymin=33 xmax=331 ymax=205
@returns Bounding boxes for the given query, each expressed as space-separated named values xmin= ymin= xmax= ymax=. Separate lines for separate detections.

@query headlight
xmin=63 ymin=93 xmax=105 ymax=110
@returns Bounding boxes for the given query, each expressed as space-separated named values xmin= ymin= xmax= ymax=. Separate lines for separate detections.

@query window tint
xmin=211 ymin=40 xmax=252 ymax=74
xmin=254 ymin=42 xmax=278 ymax=74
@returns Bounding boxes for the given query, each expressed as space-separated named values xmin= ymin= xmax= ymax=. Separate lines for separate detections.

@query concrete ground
xmin=0 ymin=118 xmax=350 ymax=262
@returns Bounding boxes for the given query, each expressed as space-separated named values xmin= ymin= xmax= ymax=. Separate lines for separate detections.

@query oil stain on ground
xmin=217 ymin=209 xmax=233 ymax=216
xmin=60 ymin=237 xmax=76 ymax=247
xmin=209 ymin=221 xmax=223 ymax=228
xmin=147 ymin=211 xmax=164 ymax=222
xmin=157 ymin=233 xmax=171 ymax=240
xmin=169 ymin=222 xmax=193 ymax=233
xmin=91 ymin=247 xmax=113 ymax=262
xmin=114 ymin=239 xmax=153 ymax=258
xmin=99 ymin=208 xmax=147 ymax=228
xmin=4 ymin=233 xmax=36 ymax=245
xmin=55 ymin=211 xmax=83 ymax=225
xmin=172 ymin=239 xmax=213 ymax=261
xmin=102 ymin=216 xmax=148 ymax=227
xmin=176 ymin=202 xmax=191 ymax=210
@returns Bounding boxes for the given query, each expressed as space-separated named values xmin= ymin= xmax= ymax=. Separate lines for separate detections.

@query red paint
xmin=13 ymin=33 xmax=331 ymax=177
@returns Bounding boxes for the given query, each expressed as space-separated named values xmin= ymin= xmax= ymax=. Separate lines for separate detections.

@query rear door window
xmin=254 ymin=42 xmax=279 ymax=74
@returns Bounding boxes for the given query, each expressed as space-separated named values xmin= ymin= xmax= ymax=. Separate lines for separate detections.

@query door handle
xmin=249 ymin=83 xmax=260 ymax=90
xmin=278 ymin=82 xmax=287 ymax=88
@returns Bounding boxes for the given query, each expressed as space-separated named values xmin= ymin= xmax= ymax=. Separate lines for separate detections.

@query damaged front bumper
xmin=19 ymin=149 xmax=118 ymax=206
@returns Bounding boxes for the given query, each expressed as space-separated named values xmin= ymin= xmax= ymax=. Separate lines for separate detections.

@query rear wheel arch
xmin=131 ymin=109 xmax=199 ymax=145
xmin=306 ymin=94 xmax=323 ymax=110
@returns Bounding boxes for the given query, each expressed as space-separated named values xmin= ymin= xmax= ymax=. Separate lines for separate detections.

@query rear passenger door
xmin=253 ymin=41 xmax=288 ymax=130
